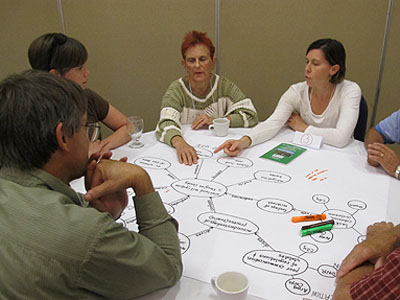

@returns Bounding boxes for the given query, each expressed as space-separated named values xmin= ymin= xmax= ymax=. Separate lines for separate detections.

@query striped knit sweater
xmin=156 ymin=74 xmax=258 ymax=146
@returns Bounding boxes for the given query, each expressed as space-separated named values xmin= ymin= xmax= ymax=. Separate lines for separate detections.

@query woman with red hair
xmin=155 ymin=31 xmax=258 ymax=165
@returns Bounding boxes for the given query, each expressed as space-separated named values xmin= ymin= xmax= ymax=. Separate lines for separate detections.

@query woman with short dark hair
xmin=28 ymin=33 xmax=130 ymax=155
xmin=215 ymin=38 xmax=361 ymax=156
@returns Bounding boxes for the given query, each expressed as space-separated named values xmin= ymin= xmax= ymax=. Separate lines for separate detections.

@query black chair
xmin=354 ymin=96 xmax=368 ymax=142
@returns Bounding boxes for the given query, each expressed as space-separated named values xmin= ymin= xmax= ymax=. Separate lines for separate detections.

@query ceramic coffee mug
xmin=211 ymin=271 xmax=249 ymax=300
xmin=209 ymin=117 xmax=230 ymax=137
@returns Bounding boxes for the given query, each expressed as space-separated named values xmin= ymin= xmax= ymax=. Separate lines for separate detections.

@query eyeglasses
xmin=85 ymin=123 xmax=100 ymax=142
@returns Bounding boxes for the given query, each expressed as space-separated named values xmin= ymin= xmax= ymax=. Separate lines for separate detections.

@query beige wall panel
xmin=62 ymin=0 xmax=215 ymax=133
xmin=0 ymin=0 xmax=60 ymax=80
xmin=220 ymin=0 xmax=387 ymax=126
xmin=376 ymin=0 xmax=400 ymax=152
xmin=377 ymin=0 xmax=400 ymax=124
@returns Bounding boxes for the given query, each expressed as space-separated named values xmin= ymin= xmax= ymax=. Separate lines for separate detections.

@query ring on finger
xmin=381 ymin=153 xmax=384 ymax=158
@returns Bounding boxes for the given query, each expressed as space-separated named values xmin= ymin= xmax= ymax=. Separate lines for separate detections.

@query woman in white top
xmin=214 ymin=38 xmax=361 ymax=156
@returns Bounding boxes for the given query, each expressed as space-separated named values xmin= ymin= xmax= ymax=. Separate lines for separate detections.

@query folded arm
xmin=100 ymin=104 xmax=131 ymax=150
xmin=82 ymin=159 xmax=182 ymax=298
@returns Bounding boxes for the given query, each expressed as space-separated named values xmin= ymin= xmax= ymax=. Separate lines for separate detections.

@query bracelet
xmin=395 ymin=165 xmax=400 ymax=179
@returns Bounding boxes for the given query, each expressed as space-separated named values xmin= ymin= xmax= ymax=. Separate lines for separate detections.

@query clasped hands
xmin=83 ymin=152 xmax=154 ymax=219
xmin=89 ymin=139 xmax=112 ymax=157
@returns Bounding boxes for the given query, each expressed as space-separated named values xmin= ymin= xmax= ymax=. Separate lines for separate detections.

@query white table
xmin=135 ymin=126 xmax=278 ymax=300
xmin=72 ymin=125 xmax=399 ymax=300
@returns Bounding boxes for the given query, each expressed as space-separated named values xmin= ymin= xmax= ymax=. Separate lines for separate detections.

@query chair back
xmin=354 ymin=96 xmax=368 ymax=141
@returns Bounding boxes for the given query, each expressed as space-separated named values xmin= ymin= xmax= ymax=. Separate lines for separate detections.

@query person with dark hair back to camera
xmin=0 ymin=70 xmax=182 ymax=299
xmin=155 ymin=30 xmax=258 ymax=166
xmin=364 ymin=109 xmax=400 ymax=179
xmin=28 ymin=33 xmax=131 ymax=156
xmin=215 ymin=38 xmax=362 ymax=157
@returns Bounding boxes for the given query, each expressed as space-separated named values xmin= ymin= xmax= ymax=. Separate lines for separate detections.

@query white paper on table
xmin=71 ymin=133 xmax=391 ymax=300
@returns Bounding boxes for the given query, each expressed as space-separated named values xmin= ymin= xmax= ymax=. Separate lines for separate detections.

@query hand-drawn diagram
xmin=75 ymin=136 xmax=389 ymax=300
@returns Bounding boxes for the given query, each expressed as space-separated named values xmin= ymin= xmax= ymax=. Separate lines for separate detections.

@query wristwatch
xmin=395 ymin=165 xmax=400 ymax=179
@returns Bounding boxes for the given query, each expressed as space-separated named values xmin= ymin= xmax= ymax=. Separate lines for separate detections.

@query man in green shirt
xmin=0 ymin=70 xmax=182 ymax=299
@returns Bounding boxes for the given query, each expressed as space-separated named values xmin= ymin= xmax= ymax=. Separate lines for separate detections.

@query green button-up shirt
xmin=0 ymin=168 xmax=182 ymax=299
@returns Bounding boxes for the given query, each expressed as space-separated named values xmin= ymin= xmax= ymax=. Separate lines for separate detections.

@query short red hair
xmin=181 ymin=31 xmax=215 ymax=59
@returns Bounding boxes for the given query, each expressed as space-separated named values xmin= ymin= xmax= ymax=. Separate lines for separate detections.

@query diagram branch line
xmin=187 ymin=228 xmax=212 ymax=238
xmin=351 ymin=210 xmax=359 ymax=216
xmin=207 ymin=197 xmax=216 ymax=212
xmin=211 ymin=165 xmax=229 ymax=181
xmin=255 ymin=232 xmax=275 ymax=251
xmin=226 ymin=178 xmax=254 ymax=187
xmin=169 ymin=195 xmax=190 ymax=206
xmin=225 ymin=192 xmax=258 ymax=202
xmin=352 ymin=227 xmax=362 ymax=235
xmin=166 ymin=169 xmax=179 ymax=180
xmin=195 ymin=159 xmax=205 ymax=179
xmin=155 ymin=185 xmax=170 ymax=191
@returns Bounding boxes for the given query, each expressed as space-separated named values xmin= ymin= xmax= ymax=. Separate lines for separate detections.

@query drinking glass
xmin=127 ymin=116 xmax=144 ymax=148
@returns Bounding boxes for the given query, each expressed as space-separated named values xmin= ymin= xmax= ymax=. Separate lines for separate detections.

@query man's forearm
xmin=365 ymin=127 xmax=384 ymax=148
xmin=134 ymin=191 xmax=183 ymax=282
xmin=333 ymin=262 xmax=374 ymax=300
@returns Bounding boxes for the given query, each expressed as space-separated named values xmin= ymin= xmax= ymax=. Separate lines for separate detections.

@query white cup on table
xmin=209 ymin=117 xmax=230 ymax=137
xmin=211 ymin=271 xmax=249 ymax=300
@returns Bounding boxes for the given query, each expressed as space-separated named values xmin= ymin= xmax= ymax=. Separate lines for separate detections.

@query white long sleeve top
xmin=248 ymin=80 xmax=361 ymax=148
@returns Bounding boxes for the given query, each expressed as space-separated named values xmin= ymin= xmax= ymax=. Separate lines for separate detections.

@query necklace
xmin=309 ymin=85 xmax=336 ymax=104
xmin=188 ymin=77 xmax=215 ymax=116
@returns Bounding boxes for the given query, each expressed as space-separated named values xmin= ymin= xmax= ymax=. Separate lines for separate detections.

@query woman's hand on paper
xmin=171 ymin=135 xmax=198 ymax=165
xmin=214 ymin=136 xmax=251 ymax=157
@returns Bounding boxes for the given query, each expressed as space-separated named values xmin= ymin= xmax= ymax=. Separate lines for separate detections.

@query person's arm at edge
xmin=336 ymin=222 xmax=400 ymax=281
xmin=365 ymin=127 xmax=384 ymax=166
xmin=333 ymin=222 xmax=400 ymax=300
xmin=365 ymin=127 xmax=384 ymax=147
xmin=333 ymin=262 xmax=374 ymax=300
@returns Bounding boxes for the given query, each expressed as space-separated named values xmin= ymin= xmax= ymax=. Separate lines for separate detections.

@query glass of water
xmin=127 ymin=116 xmax=144 ymax=148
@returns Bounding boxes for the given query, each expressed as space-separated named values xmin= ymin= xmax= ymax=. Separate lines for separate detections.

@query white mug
xmin=211 ymin=271 xmax=249 ymax=300
xmin=209 ymin=117 xmax=230 ymax=137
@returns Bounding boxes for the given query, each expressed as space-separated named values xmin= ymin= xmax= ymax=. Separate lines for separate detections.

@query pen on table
xmin=301 ymin=223 xmax=333 ymax=237
xmin=292 ymin=213 xmax=326 ymax=223
xmin=301 ymin=219 xmax=335 ymax=231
